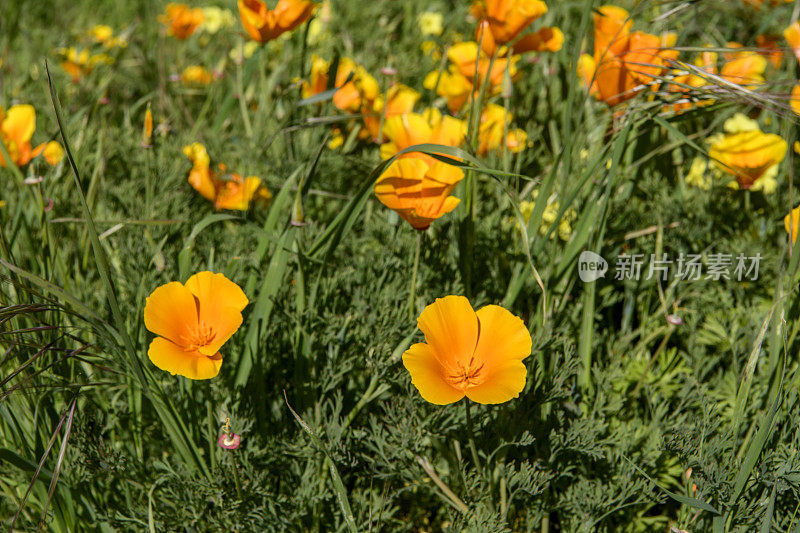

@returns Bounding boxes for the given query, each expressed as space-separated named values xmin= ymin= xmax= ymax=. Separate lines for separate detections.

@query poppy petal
xmin=473 ymin=305 xmax=533 ymax=365
xmin=2 ymin=105 xmax=36 ymax=146
xmin=464 ymin=359 xmax=527 ymax=404
xmin=416 ymin=295 xmax=479 ymax=367
xmin=148 ymin=337 xmax=222 ymax=380
xmin=185 ymin=271 xmax=248 ymax=355
xmin=403 ymin=342 xmax=465 ymax=405
xmin=144 ymin=281 xmax=198 ymax=344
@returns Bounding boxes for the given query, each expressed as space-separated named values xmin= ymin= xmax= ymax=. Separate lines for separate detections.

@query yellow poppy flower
xmin=786 ymin=206 xmax=800 ymax=243
xmin=42 ymin=141 xmax=64 ymax=166
xmin=183 ymin=143 xmax=271 ymax=210
xmin=476 ymin=103 xmax=527 ymax=155
xmin=418 ymin=12 xmax=443 ymax=37
xmin=142 ymin=105 xmax=153 ymax=147
xmin=362 ymin=84 xmax=420 ymax=141
xmin=144 ymin=271 xmax=248 ymax=380
xmin=159 ymin=3 xmax=205 ymax=40
xmin=708 ymin=123 xmax=787 ymax=190
xmin=786 ymin=22 xmax=800 ymax=65
xmin=380 ymin=109 xmax=466 ymax=162
xmin=374 ymin=158 xmax=463 ymax=230
xmin=471 ymin=0 xmax=548 ymax=56
xmin=57 ymin=47 xmax=113 ymax=82
xmin=403 ymin=295 xmax=532 ymax=405
xmin=578 ymin=6 xmax=675 ymax=107
xmin=0 ymin=104 xmax=61 ymax=168
xmin=791 ymin=83 xmax=800 ymax=117
xmin=181 ymin=65 xmax=214 ymax=85
xmin=238 ymin=0 xmax=318 ymax=44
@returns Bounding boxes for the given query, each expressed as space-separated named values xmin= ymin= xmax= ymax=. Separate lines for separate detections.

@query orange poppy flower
xmin=361 ymin=84 xmax=420 ymax=142
xmin=144 ymin=271 xmax=248 ymax=380
xmin=511 ymin=26 xmax=564 ymax=54
xmin=380 ymin=109 xmax=466 ymax=162
xmin=181 ymin=65 xmax=214 ymax=85
xmin=0 ymin=105 xmax=62 ymax=168
xmin=403 ymin=295 xmax=532 ymax=405
xmin=332 ymin=59 xmax=380 ymax=113
xmin=791 ymin=83 xmax=800 ymax=117
xmin=578 ymin=6 xmax=675 ymax=107
xmin=159 ymin=3 xmax=205 ymax=40
xmin=183 ymin=143 xmax=271 ymax=210
xmin=471 ymin=0 xmax=554 ymax=56
xmin=424 ymin=42 xmax=518 ymax=112
xmin=755 ymin=34 xmax=783 ymax=68
xmin=785 ymin=22 xmax=800 ymax=65
xmin=708 ymin=129 xmax=787 ymax=189
xmin=374 ymin=159 xmax=463 ymax=230
xmin=238 ymin=0 xmax=318 ymax=44
xmin=472 ymin=0 xmax=547 ymax=43
xmin=719 ymin=44 xmax=767 ymax=87
xmin=786 ymin=206 xmax=800 ymax=244
xmin=476 ymin=103 xmax=527 ymax=155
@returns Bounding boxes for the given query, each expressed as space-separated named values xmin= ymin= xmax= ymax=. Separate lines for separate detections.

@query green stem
xmin=464 ymin=400 xmax=482 ymax=473
xmin=232 ymin=455 xmax=243 ymax=500
xmin=409 ymin=231 xmax=423 ymax=320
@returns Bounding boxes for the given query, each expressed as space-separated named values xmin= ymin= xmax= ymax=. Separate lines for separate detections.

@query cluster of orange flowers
xmin=578 ymin=4 xmax=799 ymax=113
xmin=183 ymin=143 xmax=271 ymax=211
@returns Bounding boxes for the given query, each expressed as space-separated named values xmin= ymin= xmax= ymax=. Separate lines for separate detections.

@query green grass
xmin=2 ymin=0 xmax=800 ymax=531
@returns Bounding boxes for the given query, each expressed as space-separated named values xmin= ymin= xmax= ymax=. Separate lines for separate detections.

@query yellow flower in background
xmin=0 ymin=104 xmax=62 ymax=168
xmin=42 ymin=141 xmax=64 ymax=166
xmin=791 ymin=84 xmax=800 ymax=117
xmin=785 ymin=206 xmax=800 ymax=243
xmin=0 ymin=201 xmax=5 ymax=209
xmin=476 ymin=103 xmax=528 ymax=156
xmin=181 ymin=65 xmax=214 ymax=85
xmin=418 ymin=12 xmax=443 ymax=37
xmin=331 ymin=58 xmax=380 ymax=112
xmin=685 ymin=157 xmax=718 ymax=190
xmin=380 ymin=109 xmax=466 ymax=162
xmin=182 ymin=143 xmax=271 ymax=210
xmin=784 ymin=21 xmax=800 ymax=66
xmin=57 ymin=47 xmax=113 ymax=82
xmin=307 ymin=0 xmax=331 ymax=45
xmin=144 ymin=271 xmax=248 ymax=380
xmin=423 ymin=66 xmax=472 ymax=113
xmin=160 ymin=3 xmax=205 ymax=39
xmin=88 ymin=24 xmax=127 ymax=48
xmin=200 ymin=6 xmax=236 ymax=34
xmin=374 ymin=158 xmax=464 ymax=230
xmin=89 ymin=25 xmax=113 ymax=43
xmin=403 ymin=295 xmax=532 ymax=405
xmin=362 ymin=84 xmax=420 ymax=141
xmin=708 ymin=114 xmax=787 ymax=191
xmin=517 ymin=190 xmax=576 ymax=240
xmin=238 ymin=0 xmax=318 ymax=44
xmin=230 ymin=41 xmax=260 ymax=63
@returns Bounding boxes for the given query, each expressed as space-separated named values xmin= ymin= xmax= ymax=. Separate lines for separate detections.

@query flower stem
xmin=408 ymin=231 xmax=423 ymax=320
xmin=464 ymin=400 xmax=482 ymax=473
xmin=232 ymin=456 xmax=243 ymax=501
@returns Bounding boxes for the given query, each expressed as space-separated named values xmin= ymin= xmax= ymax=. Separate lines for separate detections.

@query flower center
xmin=181 ymin=320 xmax=217 ymax=351
xmin=445 ymin=357 xmax=485 ymax=390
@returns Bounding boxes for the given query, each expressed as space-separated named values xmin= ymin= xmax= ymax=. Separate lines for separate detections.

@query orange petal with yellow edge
xmin=144 ymin=281 xmax=198 ymax=345
xmin=402 ymin=342 xmax=466 ymax=405
xmin=148 ymin=337 xmax=222 ymax=380
xmin=417 ymin=295 xmax=479 ymax=368
xmin=184 ymin=271 xmax=248 ymax=355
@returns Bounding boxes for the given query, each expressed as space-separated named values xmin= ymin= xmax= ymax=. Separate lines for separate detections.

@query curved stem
xmin=408 ymin=231 xmax=423 ymax=319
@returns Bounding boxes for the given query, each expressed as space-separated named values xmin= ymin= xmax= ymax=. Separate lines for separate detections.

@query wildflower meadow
xmin=3 ymin=0 xmax=800 ymax=530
